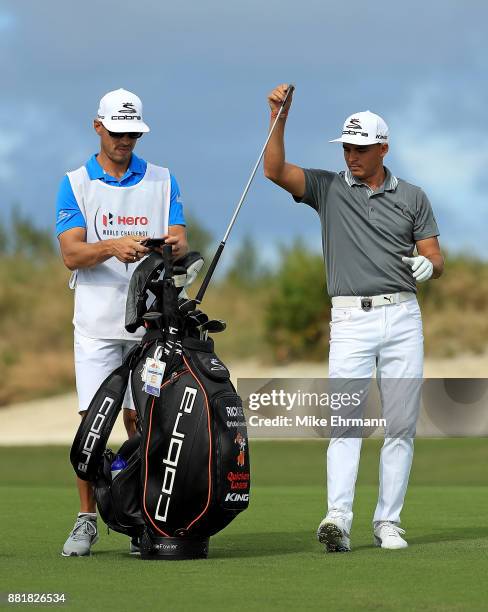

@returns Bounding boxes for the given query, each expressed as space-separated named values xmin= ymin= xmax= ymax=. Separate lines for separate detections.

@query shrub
xmin=264 ymin=241 xmax=331 ymax=362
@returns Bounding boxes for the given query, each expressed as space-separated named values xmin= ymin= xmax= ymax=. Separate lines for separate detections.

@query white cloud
xmin=0 ymin=131 xmax=22 ymax=180
xmin=0 ymin=9 xmax=15 ymax=31
xmin=390 ymin=85 xmax=488 ymax=256
xmin=0 ymin=103 xmax=89 ymax=182
xmin=0 ymin=102 xmax=91 ymax=226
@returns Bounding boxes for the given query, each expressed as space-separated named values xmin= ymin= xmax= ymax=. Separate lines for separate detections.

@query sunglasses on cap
xmin=107 ymin=130 xmax=143 ymax=139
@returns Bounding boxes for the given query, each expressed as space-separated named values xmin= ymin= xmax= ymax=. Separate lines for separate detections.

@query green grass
xmin=0 ymin=440 xmax=487 ymax=611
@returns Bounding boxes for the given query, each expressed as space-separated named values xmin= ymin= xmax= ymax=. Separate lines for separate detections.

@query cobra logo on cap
xmin=118 ymin=102 xmax=137 ymax=114
xmin=346 ymin=118 xmax=362 ymax=129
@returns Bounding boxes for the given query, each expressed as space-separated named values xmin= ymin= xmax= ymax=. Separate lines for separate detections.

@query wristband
xmin=270 ymin=110 xmax=288 ymax=120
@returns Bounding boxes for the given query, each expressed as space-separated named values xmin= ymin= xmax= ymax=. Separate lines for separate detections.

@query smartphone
xmin=142 ymin=238 xmax=166 ymax=249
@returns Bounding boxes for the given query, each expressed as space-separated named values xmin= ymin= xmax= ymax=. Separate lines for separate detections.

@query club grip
xmin=283 ymin=84 xmax=295 ymax=102
xmin=195 ymin=241 xmax=225 ymax=304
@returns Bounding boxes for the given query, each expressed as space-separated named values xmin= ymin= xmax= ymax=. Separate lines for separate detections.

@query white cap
xmin=330 ymin=110 xmax=388 ymax=145
xmin=96 ymin=88 xmax=150 ymax=133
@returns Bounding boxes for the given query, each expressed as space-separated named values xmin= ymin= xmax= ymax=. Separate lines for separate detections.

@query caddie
xmin=264 ymin=84 xmax=444 ymax=552
xmin=56 ymin=88 xmax=188 ymax=556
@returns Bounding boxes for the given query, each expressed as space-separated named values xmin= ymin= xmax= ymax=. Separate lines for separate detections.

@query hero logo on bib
xmin=94 ymin=207 xmax=150 ymax=239
xmin=103 ymin=212 xmax=114 ymax=226
xmin=101 ymin=212 xmax=148 ymax=227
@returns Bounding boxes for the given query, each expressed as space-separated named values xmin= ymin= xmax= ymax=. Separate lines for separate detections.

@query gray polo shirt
xmin=294 ymin=167 xmax=439 ymax=297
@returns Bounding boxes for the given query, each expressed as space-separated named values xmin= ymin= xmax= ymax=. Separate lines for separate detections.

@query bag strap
xmin=70 ymin=344 xmax=141 ymax=481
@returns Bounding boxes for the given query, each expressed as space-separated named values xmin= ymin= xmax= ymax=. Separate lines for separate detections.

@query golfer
xmin=56 ymin=88 xmax=188 ymax=556
xmin=264 ymin=84 xmax=443 ymax=551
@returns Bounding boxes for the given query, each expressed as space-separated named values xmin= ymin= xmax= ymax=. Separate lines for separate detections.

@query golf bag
xmin=70 ymin=248 xmax=250 ymax=559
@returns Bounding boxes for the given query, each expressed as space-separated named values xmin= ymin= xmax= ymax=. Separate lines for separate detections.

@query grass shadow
xmin=82 ymin=526 xmax=488 ymax=560
xmin=407 ymin=526 xmax=488 ymax=545
xmin=210 ymin=530 xmax=316 ymax=558
xmin=351 ymin=525 xmax=488 ymax=552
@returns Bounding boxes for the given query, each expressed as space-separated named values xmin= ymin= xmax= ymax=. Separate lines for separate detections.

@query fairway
xmin=1 ymin=439 xmax=487 ymax=611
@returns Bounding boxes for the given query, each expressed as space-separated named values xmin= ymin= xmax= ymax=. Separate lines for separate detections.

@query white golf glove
xmin=402 ymin=256 xmax=433 ymax=282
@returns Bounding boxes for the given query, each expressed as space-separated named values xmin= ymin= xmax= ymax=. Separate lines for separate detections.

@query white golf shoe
xmin=61 ymin=514 xmax=99 ymax=557
xmin=316 ymin=513 xmax=351 ymax=553
xmin=374 ymin=521 xmax=408 ymax=549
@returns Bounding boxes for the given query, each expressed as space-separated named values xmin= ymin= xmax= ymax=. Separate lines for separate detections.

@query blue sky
xmin=1 ymin=0 xmax=487 ymax=261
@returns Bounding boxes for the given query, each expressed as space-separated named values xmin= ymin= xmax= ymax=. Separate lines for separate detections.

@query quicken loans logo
xmin=154 ymin=386 xmax=198 ymax=522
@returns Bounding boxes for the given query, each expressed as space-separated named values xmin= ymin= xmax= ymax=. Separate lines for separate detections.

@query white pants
xmin=74 ymin=331 xmax=138 ymax=413
xmin=327 ymin=297 xmax=424 ymax=532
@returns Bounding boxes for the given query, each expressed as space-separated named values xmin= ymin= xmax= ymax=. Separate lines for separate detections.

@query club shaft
xmin=196 ymin=84 xmax=294 ymax=304
xmin=222 ymin=85 xmax=294 ymax=242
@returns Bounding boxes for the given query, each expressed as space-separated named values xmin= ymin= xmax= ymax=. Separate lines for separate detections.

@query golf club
xmin=200 ymin=319 xmax=226 ymax=333
xmin=194 ymin=84 xmax=295 ymax=304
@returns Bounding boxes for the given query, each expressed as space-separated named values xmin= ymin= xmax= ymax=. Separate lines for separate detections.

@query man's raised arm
xmin=263 ymin=83 xmax=306 ymax=199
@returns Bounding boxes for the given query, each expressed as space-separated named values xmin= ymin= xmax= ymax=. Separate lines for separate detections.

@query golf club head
xmin=173 ymin=266 xmax=189 ymax=287
xmin=178 ymin=298 xmax=198 ymax=314
xmin=173 ymin=252 xmax=205 ymax=288
xmin=200 ymin=319 xmax=226 ymax=334
xmin=187 ymin=311 xmax=210 ymax=326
